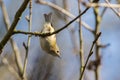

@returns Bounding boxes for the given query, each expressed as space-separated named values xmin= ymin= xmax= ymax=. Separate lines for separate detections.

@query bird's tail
xmin=44 ymin=13 xmax=52 ymax=23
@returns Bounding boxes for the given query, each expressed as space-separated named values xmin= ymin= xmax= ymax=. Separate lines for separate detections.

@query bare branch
xmin=80 ymin=32 xmax=101 ymax=80
xmin=0 ymin=0 xmax=30 ymax=52
xmin=0 ymin=0 xmax=23 ymax=76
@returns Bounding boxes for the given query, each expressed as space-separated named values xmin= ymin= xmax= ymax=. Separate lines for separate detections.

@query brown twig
xmin=79 ymin=32 xmax=101 ymax=80
xmin=0 ymin=0 xmax=30 ymax=52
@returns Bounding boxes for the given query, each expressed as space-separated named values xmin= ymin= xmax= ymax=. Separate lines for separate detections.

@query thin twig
xmin=82 ymin=2 xmax=120 ymax=8
xmin=105 ymin=0 xmax=120 ymax=18
xmin=36 ymin=0 xmax=94 ymax=32
xmin=22 ymin=0 xmax=32 ymax=80
xmin=0 ymin=0 xmax=30 ymax=52
xmin=98 ymin=43 xmax=110 ymax=48
xmin=78 ymin=0 xmax=84 ymax=80
xmin=0 ymin=0 xmax=23 ymax=77
xmin=80 ymin=32 xmax=101 ymax=80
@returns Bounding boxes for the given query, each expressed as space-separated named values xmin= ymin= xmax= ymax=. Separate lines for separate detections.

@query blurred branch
xmin=0 ymin=0 xmax=23 ymax=77
xmin=105 ymin=0 xmax=120 ymax=18
xmin=82 ymin=2 xmax=120 ymax=8
xmin=98 ymin=43 xmax=110 ymax=48
xmin=36 ymin=0 xmax=94 ymax=32
xmin=1 ymin=56 xmax=21 ymax=80
xmin=100 ymin=0 xmax=111 ymax=17
xmin=63 ymin=0 xmax=79 ymax=53
xmin=22 ymin=0 xmax=32 ymax=80
xmin=87 ymin=57 xmax=101 ymax=71
xmin=80 ymin=32 xmax=101 ymax=80
xmin=63 ymin=0 xmax=69 ymax=22
xmin=0 ymin=0 xmax=10 ymax=28
xmin=77 ymin=0 xmax=84 ymax=80
xmin=0 ymin=0 xmax=30 ymax=52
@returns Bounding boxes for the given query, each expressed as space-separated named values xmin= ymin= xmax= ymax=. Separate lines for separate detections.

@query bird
xmin=40 ymin=13 xmax=61 ymax=58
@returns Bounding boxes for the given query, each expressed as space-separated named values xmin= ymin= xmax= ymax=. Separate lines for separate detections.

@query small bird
xmin=40 ymin=13 xmax=61 ymax=58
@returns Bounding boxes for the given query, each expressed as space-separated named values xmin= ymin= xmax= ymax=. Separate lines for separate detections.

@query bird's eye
xmin=57 ymin=51 xmax=59 ymax=53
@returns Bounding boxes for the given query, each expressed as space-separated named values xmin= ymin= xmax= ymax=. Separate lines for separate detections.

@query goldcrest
xmin=40 ymin=13 xmax=61 ymax=58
